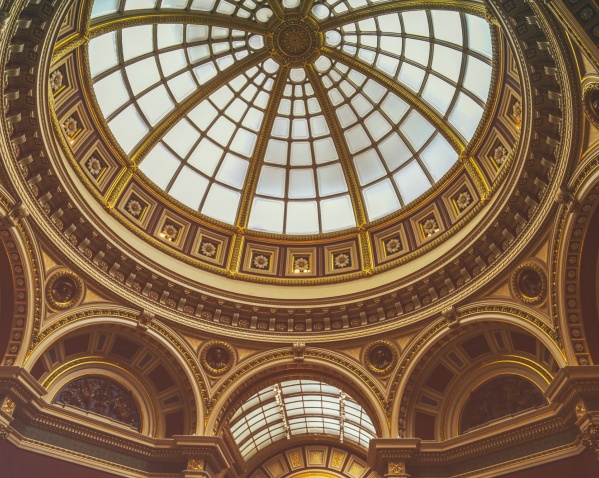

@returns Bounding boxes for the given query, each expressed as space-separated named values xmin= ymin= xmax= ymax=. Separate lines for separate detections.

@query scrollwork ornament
xmin=45 ymin=269 xmax=84 ymax=310
xmin=1 ymin=397 xmax=15 ymax=416
xmin=200 ymin=341 xmax=234 ymax=376
xmin=580 ymin=425 xmax=599 ymax=461
xmin=511 ymin=262 xmax=547 ymax=305
xmin=388 ymin=461 xmax=406 ymax=475
xmin=186 ymin=458 xmax=205 ymax=471
xmin=575 ymin=400 xmax=587 ymax=420
xmin=363 ymin=340 xmax=398 ymax=375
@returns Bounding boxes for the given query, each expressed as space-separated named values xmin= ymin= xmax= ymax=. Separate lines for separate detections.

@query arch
xmin=579 ymin=198 xmax=599 ymax=362
xmin=0 ymin=219 xmax=15 ymax=363
xmin=441 ymin=361 xmax=550 ymax=440
xmin=555 ymin=162 xmax=599 ymax=365
xmin=48 ymin=369 xmax=151 ymax=435
xmin=24 ymin=310 xmax=206 ymax=435
xmin=455 ymin=374 xmax=546 ymax=435
xmin=207 ymin=349 xmax=387 ymax=439
xmin=389 ymin=306 xmax=564 ymax=438
xmin=0 ymin=199 xmax=43 ymax=368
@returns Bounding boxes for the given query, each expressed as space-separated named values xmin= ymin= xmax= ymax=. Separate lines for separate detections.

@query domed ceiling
xmin=88 ymin=0 xmax=493 ymax=235
xmin=40 ymin=0 xmax=529 ymax=326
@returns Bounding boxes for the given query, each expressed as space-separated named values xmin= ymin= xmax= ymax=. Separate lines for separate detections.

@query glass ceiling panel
xmin=91 ymin=0 xmax=275 ymax=24
xmin=329 ymin=10 xmax=492 ymax=142
xmin=89 ymin=1 xmax=494 ymax=235
xmin=138 ymin=60 xmax=278 ymax=224
xmin=315 ymin=55 xmax=457 ymax=219
xmin=229 ymin=379 xmax=376 ymax=460
xmin=90 ymin=23 xmax=256 ymax=154
xmin=248 ymin=68 xmax=356 ymax=234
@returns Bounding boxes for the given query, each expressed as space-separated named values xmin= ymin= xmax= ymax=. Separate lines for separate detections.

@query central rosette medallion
xmin=268 ymin=16 xmax=322 ymax=66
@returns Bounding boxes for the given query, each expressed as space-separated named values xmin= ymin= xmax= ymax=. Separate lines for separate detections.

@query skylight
xmin=89 ymin=0 xmax=493 ymax=235
xmin=228 ymin=379 xmax=376 ymax=460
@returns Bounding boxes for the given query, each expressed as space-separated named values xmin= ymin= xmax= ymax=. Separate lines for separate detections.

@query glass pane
xmin=88 ymin=5 xmax=493 ymax=233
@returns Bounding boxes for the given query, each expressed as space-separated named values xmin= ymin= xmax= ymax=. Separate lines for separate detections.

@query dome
xmin=87 ymin=0 xmax=493 ymax=235
xmin=41 ymin=0 xmax=523 ymax=324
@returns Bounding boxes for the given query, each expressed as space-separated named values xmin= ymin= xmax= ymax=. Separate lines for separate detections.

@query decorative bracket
xmin=555 ymin=187 xmax=579 ymax=213
xmin=293 ymin=343 xmax=305 ymax=362
xmin=136 ymin=310 xmax=154 ymax=330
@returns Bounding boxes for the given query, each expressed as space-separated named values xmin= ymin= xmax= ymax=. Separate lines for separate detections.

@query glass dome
xmin=89 ymin=0 xmax=492 ymax=235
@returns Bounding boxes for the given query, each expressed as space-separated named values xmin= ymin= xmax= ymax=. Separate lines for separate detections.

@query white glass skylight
xmin=89 ymin=0 xmax=493 ymax=234
xmin=229 ymin=379 xmax=376 ymax=460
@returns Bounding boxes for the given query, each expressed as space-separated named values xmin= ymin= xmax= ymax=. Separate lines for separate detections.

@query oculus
xmin=88 ymin=2 xmax=494 ymax=236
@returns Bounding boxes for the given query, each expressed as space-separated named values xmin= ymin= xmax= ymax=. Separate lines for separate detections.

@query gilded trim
xmin=305 ymin=63 xmax=367 ymax=226
xmin=51 ymin=33 xmax=89 ymax=66
xmin=235 ymin=66 xmax=290 ymax=231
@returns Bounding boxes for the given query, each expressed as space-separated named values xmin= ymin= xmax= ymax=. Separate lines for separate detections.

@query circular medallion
xmin=511 ymin=262 xmax=547 ymax=304
xmin=45 ymin=269 xmax=84 ymax=310
xmin=277 ymin=23 xmax=313 ymax=57
xmin=269 ymin=18 xmax=321 ymax=66
xmin=200 ymin=341 xmax=234 ymax=376
xmin=363 ymin=341 xmax=398 ymax=375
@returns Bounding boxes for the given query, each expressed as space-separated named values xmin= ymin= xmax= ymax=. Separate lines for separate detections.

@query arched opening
xmin=580 ymin=197 xmax=599 ymax=362
xmin=0 ymin=228 xmax=15 ymax=363
xmin=227 ymin=378 xmax=376 ymax=461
